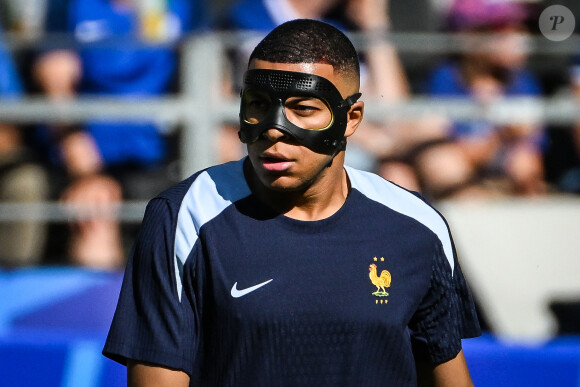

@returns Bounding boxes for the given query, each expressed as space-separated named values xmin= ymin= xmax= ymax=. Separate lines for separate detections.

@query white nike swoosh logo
xmin=231 ymin=279 xmax=273 ymax=298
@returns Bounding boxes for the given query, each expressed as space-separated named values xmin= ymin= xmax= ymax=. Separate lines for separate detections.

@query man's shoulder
xmin=346 ymin=166 xmax=427 ymax=208
xmin=347 ymin=166 xmax=444 ymax=223
xmin=152 ymin=158 xmax=250 ymax=218
xmin=347 ymin=166 xmax=455 ymax=268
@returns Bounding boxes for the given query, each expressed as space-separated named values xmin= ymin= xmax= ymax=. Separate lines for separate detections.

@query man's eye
xmin=248 ymin=99 xmax=268 ymax=109
xmin=288 ymin=103 xmax=320 ymax=116
xmin=294 ymin=105 xmax=317 ymax=112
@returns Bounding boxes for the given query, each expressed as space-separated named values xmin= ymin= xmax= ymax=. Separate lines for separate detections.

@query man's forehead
xmin=247 ymin=59 xmax=355 ymax=97
xmin=249 ymin=60 xmax=335 ymax=78
xmin=243 ymin=68 xmax=342 ymax=96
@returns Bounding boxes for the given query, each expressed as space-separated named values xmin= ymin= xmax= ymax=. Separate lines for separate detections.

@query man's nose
xmin=261 ymin=128 xmax=290 ymax=142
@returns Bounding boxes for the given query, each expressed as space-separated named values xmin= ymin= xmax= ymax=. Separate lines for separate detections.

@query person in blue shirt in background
xmin=379 ymin=0 xmax=547 ymax=201
xmin=0 ymin=26 xmax=49 ymax=267
xmin=32 ymin=0 xmax=208 ymax=269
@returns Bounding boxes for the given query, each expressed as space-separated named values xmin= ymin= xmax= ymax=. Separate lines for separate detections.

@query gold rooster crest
xmin=369 ymin=260 xmax=391 ymax=298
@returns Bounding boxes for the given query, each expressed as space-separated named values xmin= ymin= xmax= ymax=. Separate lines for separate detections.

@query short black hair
xmin=249 ymin=19 xmax=360 ymax=78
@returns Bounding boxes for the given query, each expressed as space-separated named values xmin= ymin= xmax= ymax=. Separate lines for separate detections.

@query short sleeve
xmin=409 ymin=239 xmax=481 ymax=365
xmin=102 ymin=198 xmax=198 ymax=375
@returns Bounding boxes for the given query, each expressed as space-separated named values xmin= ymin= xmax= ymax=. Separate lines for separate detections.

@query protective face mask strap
xmin=340 ymin=93 xmax=362 ymax=108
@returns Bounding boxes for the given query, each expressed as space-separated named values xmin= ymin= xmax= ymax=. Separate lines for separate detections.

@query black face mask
xmin=238 ymin=69 xmax=361 ymax=154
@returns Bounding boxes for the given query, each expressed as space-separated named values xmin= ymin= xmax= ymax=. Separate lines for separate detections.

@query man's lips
xmin=259 ymin=154 xmax=293 ymax=172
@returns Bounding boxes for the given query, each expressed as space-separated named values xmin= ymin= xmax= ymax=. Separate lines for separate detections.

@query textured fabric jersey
xmin=103 ymin=158 xmax=481 ymax=386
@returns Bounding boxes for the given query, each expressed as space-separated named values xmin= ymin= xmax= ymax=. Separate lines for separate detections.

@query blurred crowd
xmin=0 ymin=0 xmax=579 ymax=270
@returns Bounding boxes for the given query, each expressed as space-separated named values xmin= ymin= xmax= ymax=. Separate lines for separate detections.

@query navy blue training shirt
xmin=103 ymin=158 xmax=481 ymax=386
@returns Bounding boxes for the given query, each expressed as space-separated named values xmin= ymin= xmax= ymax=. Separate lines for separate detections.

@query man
xmin=103 ymin=19 xmax=481 ymax=386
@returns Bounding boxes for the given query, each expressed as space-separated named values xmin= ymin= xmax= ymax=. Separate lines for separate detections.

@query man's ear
xmin=344 ymin=101 xmax=364 ymax=138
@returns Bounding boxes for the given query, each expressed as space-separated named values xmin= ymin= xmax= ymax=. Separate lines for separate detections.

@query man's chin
xmin=265 ymin=179 xmax=302 ymax=192
xmin=258 ymin=174 xmax=307 ymax=193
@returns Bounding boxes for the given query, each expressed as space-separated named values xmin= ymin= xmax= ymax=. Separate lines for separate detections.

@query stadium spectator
xmin=544 ymin=58 xmax=580 ymax=194
xmin=32 ymin=0 xmax=208 ymax=269
xmin=218 ymin=0 xmax=412 ymax=173
xmin=381 ymin=0 xmax=547 ymax=200
xmin=0 ymin=28 xmax=49 ymax=266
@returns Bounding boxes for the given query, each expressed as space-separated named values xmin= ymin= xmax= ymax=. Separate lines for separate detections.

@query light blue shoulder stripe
xmin=174 ymin=159 xmax=251 ymax=299
xmin=346 ymin=166 xmax=455 ymax=274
